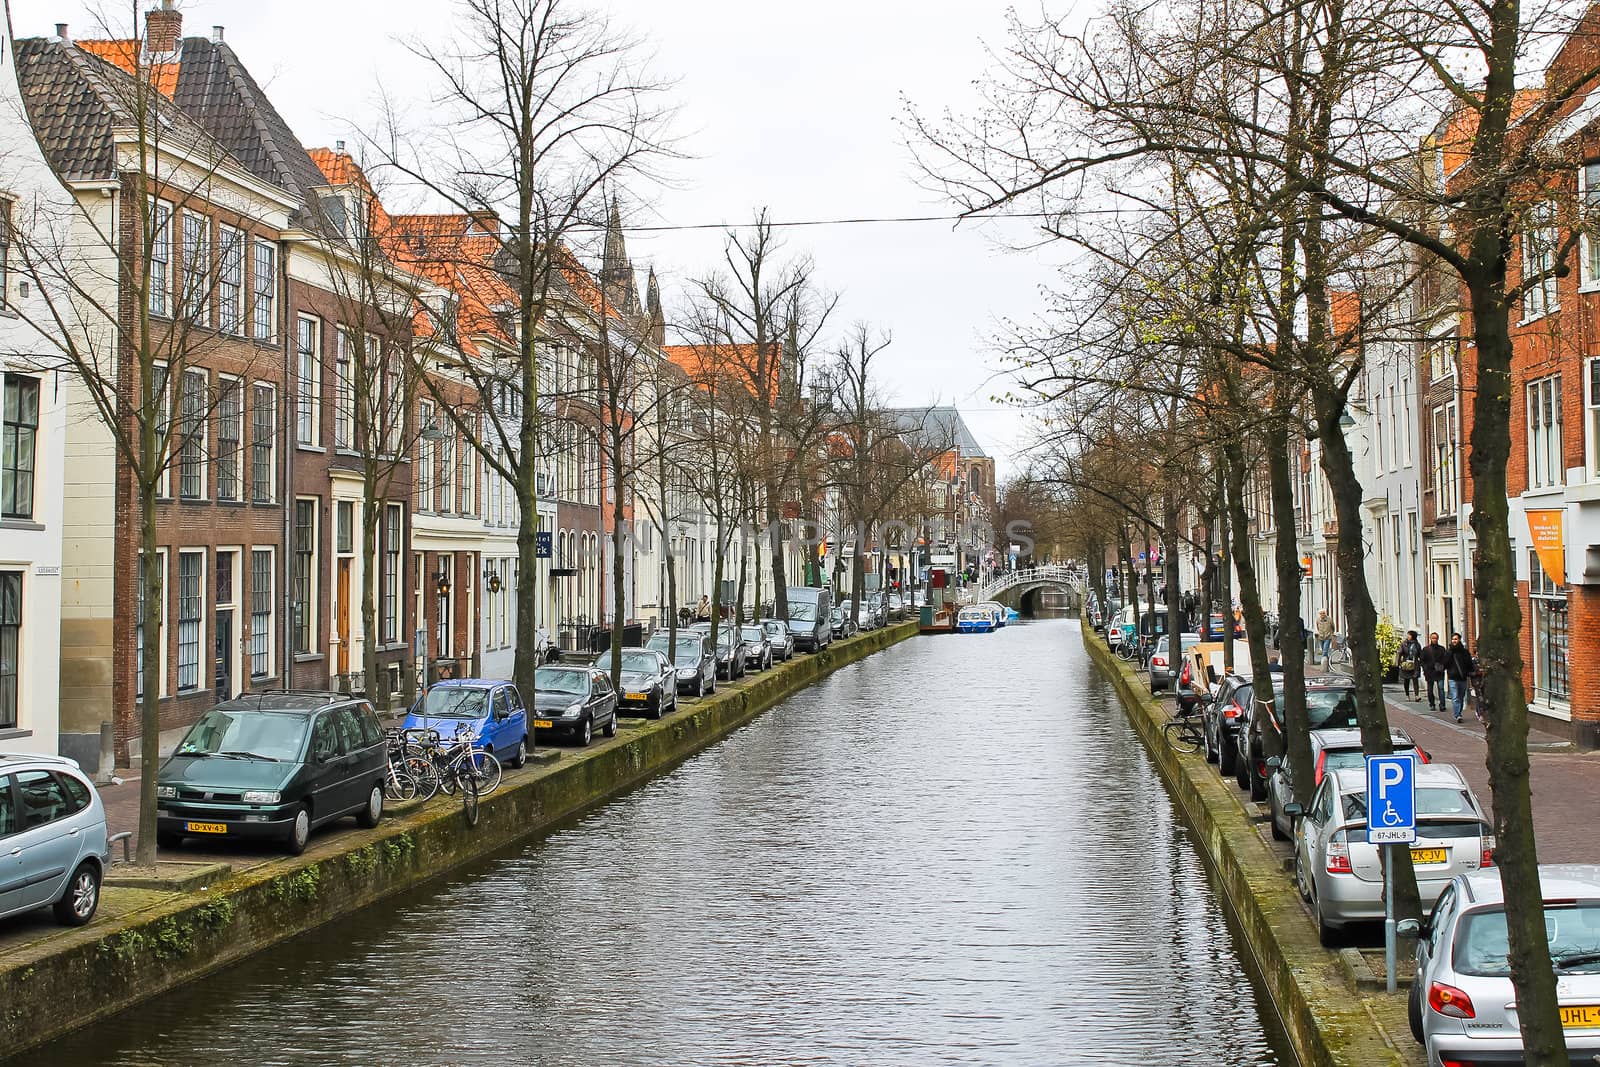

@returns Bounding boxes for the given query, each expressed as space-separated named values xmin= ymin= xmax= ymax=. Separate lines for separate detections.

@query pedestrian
xmin=1397 ymin=629 xmax=1423 ymax=700
xmin=695 ymin=595 xmax=711 ymax=622
xmin=1314 ymin=609 xmax=1335 ymax=668
xmin=1419 ymin=631 xmax=1448 ymax=711
xmin=1444 ymin=632 xmax=1476 ymax=724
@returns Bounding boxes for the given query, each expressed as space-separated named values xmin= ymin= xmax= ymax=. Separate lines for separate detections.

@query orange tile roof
xmin=75 ymin=39 xmax=179 ymax=96
xmin=662 ymin=342 xmax=780 ymax=399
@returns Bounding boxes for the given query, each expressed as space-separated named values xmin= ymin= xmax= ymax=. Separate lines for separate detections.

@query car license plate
xmin=534 ymin=719 xmax=553 ymax=728
xmin=1562 ymin=1005 xmax=1600 ymax=1028
xmin=185 ymin=821 xmax=227 ymax=834
xmin=625 ymin=692 xmax=647 ymax=701
xmin=1411 ymin=847 xmax=1447 ymax=864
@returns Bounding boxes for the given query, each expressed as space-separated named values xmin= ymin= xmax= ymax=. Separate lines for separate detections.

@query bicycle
xmin=388 ymin=728 xmax=441 ymax=802
xmin=1327 ymin=633 xmax=1353 ymax=668
xmin=1163 ymin=707 xmax=1206 ymax=754
xmin=1116 ymin=632 xmax=1142 ymax=662
xmin=426 ymin=724 xmax=503 ymax=798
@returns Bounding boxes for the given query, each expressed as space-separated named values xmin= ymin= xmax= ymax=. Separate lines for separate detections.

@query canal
xmin=33 ymin=618 xmax=1293 ymax=1065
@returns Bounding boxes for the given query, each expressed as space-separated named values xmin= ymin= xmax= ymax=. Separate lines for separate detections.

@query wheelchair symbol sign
xmin=1366 ymin=754 xmax=1417 ymax=844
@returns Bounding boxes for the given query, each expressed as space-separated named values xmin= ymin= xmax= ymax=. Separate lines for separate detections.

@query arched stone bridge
xmin=977 ymin=565 xmax=1082 ymax=617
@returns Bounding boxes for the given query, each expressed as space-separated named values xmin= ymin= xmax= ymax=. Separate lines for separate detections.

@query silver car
xmin=1289 ymin=763 xmax=1491 ymax=945
xmin=739 ymin=624 xmax=774 ymax=671
xmin=1148 ymin=632 xmax=1201 ymax=691
xmin=760 ymin=618 xmax=795 ymax=661
xmin=1411 ymin=866 xmax=1600 ymax=1066
xmin=0 ymin=753 xmax=108 ymax=926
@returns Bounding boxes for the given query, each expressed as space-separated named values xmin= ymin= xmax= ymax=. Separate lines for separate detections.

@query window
xmin=15 ymin=770 xmax=66 ymax=830
xmin=0 ymin=571 xmax=18 ymax=729
xmin=293 ymin=499 xmax=318 ymax=654
xmin=0 ymin=198 xmax=12 ymax=307
xmin=1433 ymin=404 xmax=1458 ymax=517
xmin=149 ymin=199 xmax=172 ymax=317
xmin=1528 ymin=375 xmax=1563 ymax=490
xmin=336 ymin=500 xmax=354 ymax=555
xmin=178 ymin=369 xmax=207 ymax=499
xmin=136 ymin=551 xmax=164 ymax=699
xmin=1529 ymin=549 xmax=1570 ymax=704
xmin=296 ymin=316 xmax=320 ymax=446
xmin=217 ymin=225 xmax=243 ymax=333
xmin=384 ymin=504 xmax=401 ymax=644
xmin=1587 ymin=358 xmax=1600 ymax=478
xmin=460 ymin=436 xmax=474 ymax=516
xmin=152 ymin=362 xmax=170 ymax=497
xmin=1522 ymin=202 xmax=1559 ymax=320
xmin=437 ymin=435 xmax=453 ymax=513
xmin=334 ymin=327 xmax=354 ymax=449
xmin=1 ymin=375 xmax=37 ymax=519
xmin=1585 ymin=162 xmax=1600 ymax=285
xmin=251 ymin=384 xmax=275 ymax=502
xmin=177 ymin=550 xmax=202 ymax=691
xmin=252 ymin=239 xmax=276 ymax=341
xmin=417 ymin=400 xmax=434 ymax=509
xmin=217 ymin=377 xmax=241 ymax=501
xmin=250 ymin=548 xmax=272 ymax=678
xmin=384 ymin=358 xmax=402 ymax=453
xmin=180 ymin=211 xmax=211 ymax=324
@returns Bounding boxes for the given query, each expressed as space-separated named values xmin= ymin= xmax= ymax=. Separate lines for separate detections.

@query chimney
xmin=211 ymin=25 xmax=224 ymax=43
xmin=468 ymin=209 xmax=499 ymax=235
xmin=54 ymin=23 xmax=68 ymax=41
xmin=145 ymin=1 xmax=182 ymax=55
xmin=334 ymin=139 xmax=346 ymax=153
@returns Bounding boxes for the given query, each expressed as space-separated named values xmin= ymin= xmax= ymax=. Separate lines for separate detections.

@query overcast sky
xmin=11 ymin=0 xmax=1069 ymax=477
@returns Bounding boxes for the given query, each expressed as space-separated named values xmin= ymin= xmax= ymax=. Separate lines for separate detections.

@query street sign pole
xmin=1366 ymin=754 xmax=1417 ymax=995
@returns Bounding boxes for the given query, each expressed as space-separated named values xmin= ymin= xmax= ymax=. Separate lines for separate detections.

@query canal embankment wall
xmin=1081 ymin=625 xmax=1420 ymax=1067
xmin=0 ymin=622 xmax=919 ymax=1058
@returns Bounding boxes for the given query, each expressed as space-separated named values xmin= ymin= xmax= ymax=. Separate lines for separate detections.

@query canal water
xmin=35 ymin=618 xmax=1293 ymax=1065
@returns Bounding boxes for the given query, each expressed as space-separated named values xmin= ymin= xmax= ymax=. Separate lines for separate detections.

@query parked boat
xmin=957 ymin=606 xmax=997 ymax=633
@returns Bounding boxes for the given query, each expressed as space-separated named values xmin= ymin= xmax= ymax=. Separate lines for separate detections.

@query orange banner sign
xmin=1527 ymin=509 xmax=1566 ymax=585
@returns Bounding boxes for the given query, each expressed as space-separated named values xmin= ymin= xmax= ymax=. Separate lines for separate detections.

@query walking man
xmin=1397 ymin=629 xmax=1423 ymax=700
xmin=1420 ymin=631 xmax=1448 ymax=711
xmin=1314 ymin=609 xmax=1335 ymax=668
xmin=1444 ymin=632 xmax=1476 ymax=724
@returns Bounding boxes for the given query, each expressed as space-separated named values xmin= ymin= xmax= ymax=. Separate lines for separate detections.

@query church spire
xmin=646 ymin=268 xmax=664 ymax=346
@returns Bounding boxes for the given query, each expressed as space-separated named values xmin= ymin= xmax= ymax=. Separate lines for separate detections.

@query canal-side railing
xmin=975 ymin=565 xmax=1082 ymax=603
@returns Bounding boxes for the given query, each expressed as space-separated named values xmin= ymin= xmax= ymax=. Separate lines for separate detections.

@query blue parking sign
xmin=1366 ymin=754 xmax=1416 ymax=844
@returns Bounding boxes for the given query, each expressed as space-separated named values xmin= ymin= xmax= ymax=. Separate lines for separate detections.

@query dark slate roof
xmin=168 ymin=37 xmax=327 ymax=202
xmin=888 ymin=405 xmax=988 ymax=458
xmin=14 ymin=37 xmax=226 ymax=183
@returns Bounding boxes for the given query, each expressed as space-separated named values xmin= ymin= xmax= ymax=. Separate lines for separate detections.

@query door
xmin=306 ymin=712 xmax=347 ymax=821
xmin=336 ymin=559 xmax=352 ymax=678
xmin=489 ymin=688 xmax=516 ymax=757
xmin=334 ymin=705 xmax=373 ymax=813
xmin=13 ymin=770 xmax=82 ymax=908
xmin=0 ymin=774 xmax=21 ymax=915
xmin=214 ymin=608 xmax=234 ymax=703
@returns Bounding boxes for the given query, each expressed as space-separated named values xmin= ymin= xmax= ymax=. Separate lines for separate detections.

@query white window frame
xmin=250 ymin=546 xmax=274 ymax=680
xmin=1582 ymin=162 xmax=1600 ymax=291
xmin=334 ymin=326 xmax=355 ymax=450
xmin=136 ymin=548 xmax=169 ymax=699
xmin=1528 ymin=374 xmax=1563 ymax=490
xmin=296 ymin=314 xmax=321 ymax=447
xmin=1522 ymin=201 xmax=1560 ymax=322
xmin=217 ymin=224 xmax=244 ymax=334
xmin=417 ymin=400 xmax=434 ymax=510
xmin=149 ymin=198 xmax=173 ymax=318
xmin=293 ymin=497 xmax=319 ymax=655
xmin=175 ymin=549 xmax=206 ymax=693
xmin=180 ymin=209 xmax=212 ymax=326
xmin=252 ymin=238 xmax=276 ymax=342
xmin=1433 ymin=403 xmax=1458 ymax=516
xmin=178 ymin=367 xmax=208 ymax=501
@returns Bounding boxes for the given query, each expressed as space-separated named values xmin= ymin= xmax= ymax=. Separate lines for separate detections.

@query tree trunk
xmin=1220 ymin=485 xmax=1234 ymax=671
xmin=1267 ymin=422 xmax=1314 ymax=806
xmin=1467 ymin=263 xmax=1566 ymax=1066
xmin=1223 ymin=442 xmax=1277 ymax=775
xmin=609 ymin=435 xmax=627 ymax=694
xmin=1313 ymin=390 xmax=1421 ymax=922
xmin=136 ymin=479 xmax=162 ymax=867
xmin=1163 ymin=495 xmax=1182 ymax=665
xmin=766 ymin=471 xmax=788 ymax=618
xmin=513 ymin=483 xmax=541 ymax=704
xmin=1118 ymin=524 xmax=1139 ymax=642
xmin=361 ymin=470 xmax=380 ymax=706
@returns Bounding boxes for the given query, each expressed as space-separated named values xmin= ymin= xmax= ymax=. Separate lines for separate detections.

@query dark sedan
xmin=830 ymin=600 xmax=857 ymax=639
xmin=594 ymin=647 xmax=678 ymax=719
xmin=1235 ymin=674 xmax=1362 ymax=801
xmin=739 ymin=625 xmax=773 ymax=671
xmin=688 ymin=623 xmax=747 ymax=680
xmin=761 ymin=618 xmax=795 ymax=661
xmin=645 ymin=631 xmax=717 ymax=697
xmin=531 ymin=666 xmax=619 ymax=747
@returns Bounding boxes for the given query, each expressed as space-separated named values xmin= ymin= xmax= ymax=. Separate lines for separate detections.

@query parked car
xmin=1409 ymin=865 xmax=1600 ymax=1064
xmin=1236 ymin=674 xmax=1362 ymax=801
xmin=594 ymin=647 xmax=678 ymax=718
xmin=761 ymin=618 xmax=795 ymax=661
xmin=690 ymin=623 xmax=748 ymax=680
xmin=645 ymin=630 xmax=716 ymax=696
xmin=862 ymin=593 xmax=888 ymax=630
xmin=1288 ymin=763 xmax=1491 ymax=945
xmin=531 ymin=665 xmax=620 ymax=746
xmin=831 ymin=600 xmax=858 ymax=639
xmin=739 ymin=625 xmax=774 ymax=671
xmin=887 ymin=592 xmax=907 ymax=620
xmin=157 ymin=692 xmax=389 ymax=855
xmin=1149 ymin=632 xmax=1201 ymax=692
xmin=785 ymin=585 xmax=833 ymax=653
xmin=1204 ymin=673 xmax=1253 ymax=777
xmin=1266 ymin=727 xmax=1428 ymax=840
xmin=401 ymin=678 xmax=531 ymax=769
xmin=0 ymin=753 xmax=108 ymax=926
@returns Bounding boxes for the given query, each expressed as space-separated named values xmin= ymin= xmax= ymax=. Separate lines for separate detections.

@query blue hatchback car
xmin=401 ymin=679 xmax=531 ymax=768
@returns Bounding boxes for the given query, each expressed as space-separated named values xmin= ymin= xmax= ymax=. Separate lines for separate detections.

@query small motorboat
xmin=956 ymin=606 xmax=997 ymax=633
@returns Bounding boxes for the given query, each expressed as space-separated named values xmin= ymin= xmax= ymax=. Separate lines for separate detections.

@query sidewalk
xmin=1306 ymin=662 xmax=1600 ymax=865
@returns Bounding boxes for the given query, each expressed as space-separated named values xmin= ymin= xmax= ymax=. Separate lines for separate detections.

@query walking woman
xmin=1397 ymin=629 xmax=1423 ymax=700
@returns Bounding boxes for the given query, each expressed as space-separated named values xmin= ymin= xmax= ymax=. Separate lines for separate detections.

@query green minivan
xmin=156 ymin=691 xmax=389 ymax=855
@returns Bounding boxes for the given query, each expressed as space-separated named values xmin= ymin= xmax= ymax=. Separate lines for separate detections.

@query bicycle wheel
xmin=1163 ymin=719 xmax=1204 ymax=754
xmin=467 ymin=751 xmax=503 ymax=795
xmin=405 ymin=757 xmax=440 ymax=801
xmin=385 ymin=770 xmax=417 ymax=802
xmin=1331 ymin=646 xmax=1352 ymax=667
xmin=460 ymin=771 xmax=480 ymax=828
